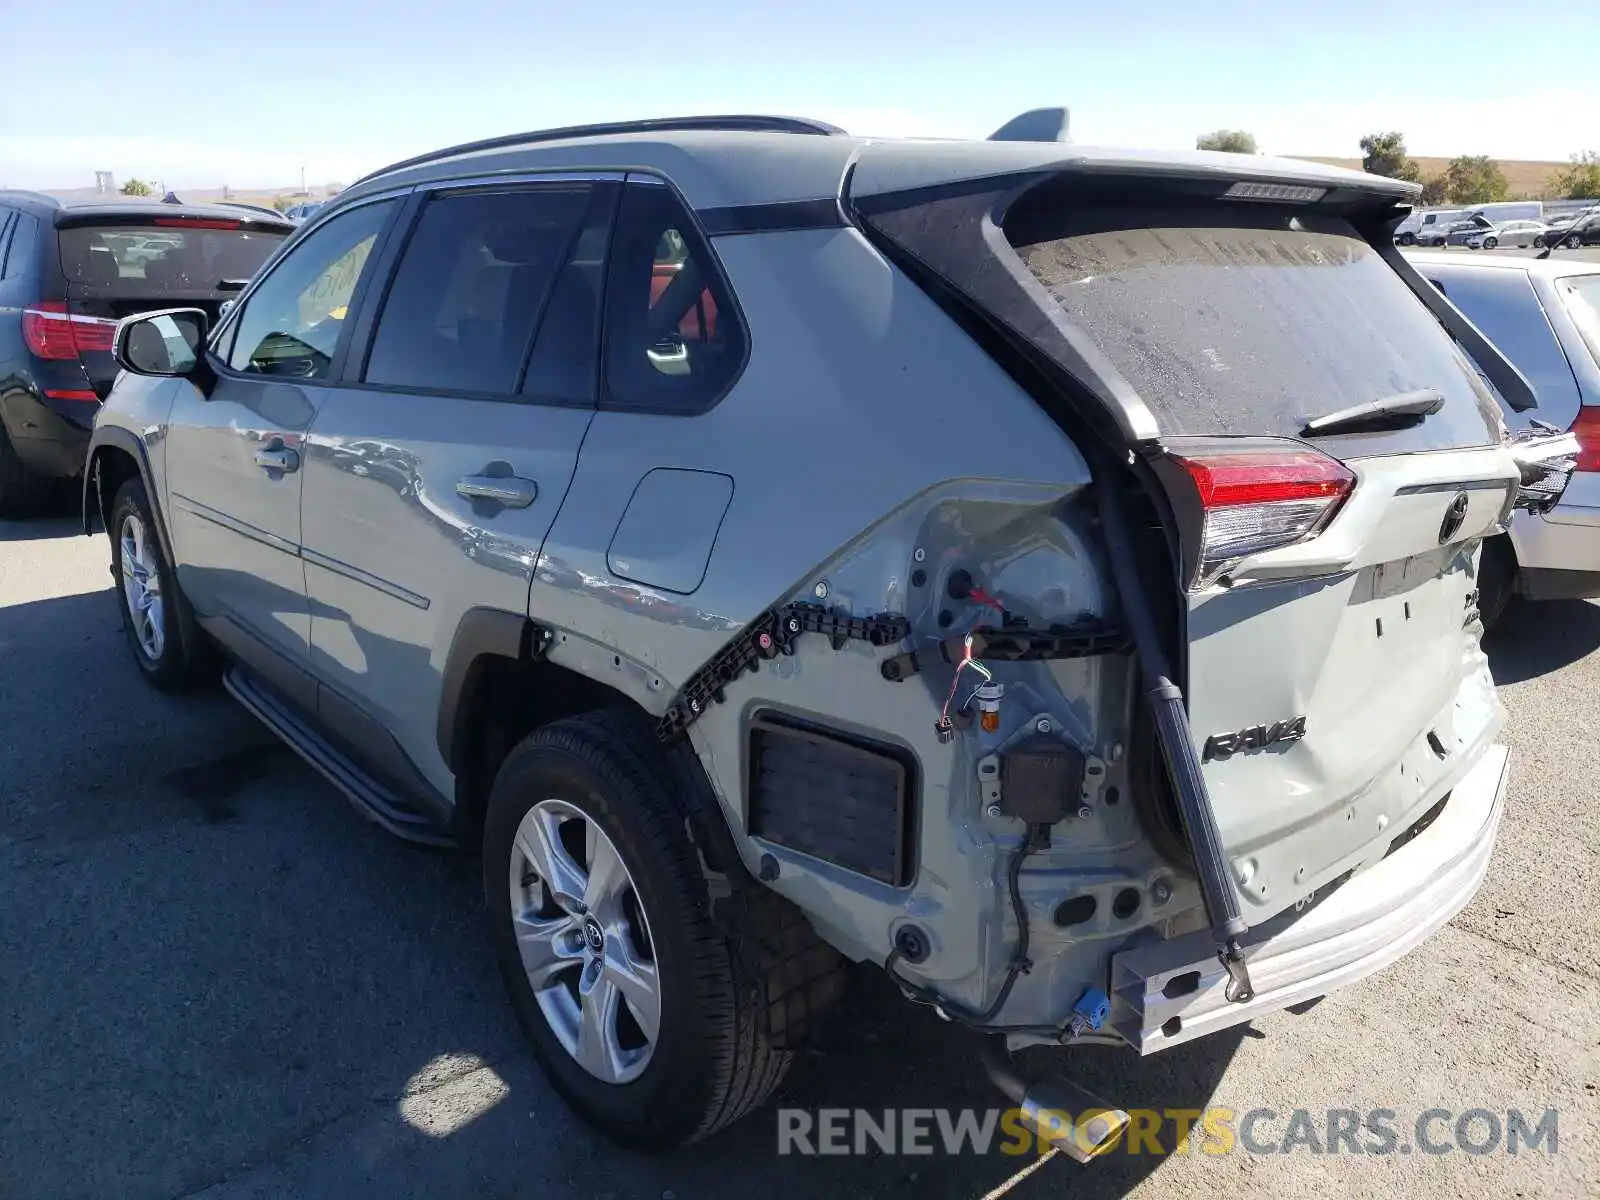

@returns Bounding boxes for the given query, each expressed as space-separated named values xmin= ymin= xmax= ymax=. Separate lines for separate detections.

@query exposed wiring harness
xmin=883 ymin=822 xmax=1052 ymax=1030
xmin=935 ymin=632 xmax=992 ymax=741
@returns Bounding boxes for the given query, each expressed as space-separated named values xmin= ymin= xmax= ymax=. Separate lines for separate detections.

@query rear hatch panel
xmin=849 ymin=149 xmax=1524 ymax=926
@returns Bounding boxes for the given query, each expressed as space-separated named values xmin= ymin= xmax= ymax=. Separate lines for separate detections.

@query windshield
xmin=1559 ymin=275 xmax=1600 ymax=369
xmin=1005 ymin=201 xmax=1503 ymax=453
xmin=59 ymin=223 xmax=286 ymax=296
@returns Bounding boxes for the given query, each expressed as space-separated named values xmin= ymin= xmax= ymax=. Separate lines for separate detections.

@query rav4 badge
xmin=1203 ymin=716 xmax=1308 ymax=762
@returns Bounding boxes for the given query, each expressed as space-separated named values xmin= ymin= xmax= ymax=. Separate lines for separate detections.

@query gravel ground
xmin=0 ymin=509 xmax=1595 ymax=1199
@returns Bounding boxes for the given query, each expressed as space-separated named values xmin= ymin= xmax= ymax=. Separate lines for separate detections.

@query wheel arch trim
xmin=436 ymin=606 xmax=539 ymax=772
xmin=82 ymin=426 xmax=174 ymax=563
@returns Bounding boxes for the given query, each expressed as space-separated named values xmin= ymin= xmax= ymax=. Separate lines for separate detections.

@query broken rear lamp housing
xmin=1152 ymin=439 xmax=1356 ymax=590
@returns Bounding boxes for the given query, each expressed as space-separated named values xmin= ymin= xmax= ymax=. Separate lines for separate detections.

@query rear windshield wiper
xmin=1301 ymin=389 xmax=1445 ymax=437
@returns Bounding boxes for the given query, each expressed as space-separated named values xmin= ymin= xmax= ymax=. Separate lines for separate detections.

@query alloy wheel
xmin=507 ymin=798 xmax=661 ymax=1085
xmin=119 ymin=513 xmax=165 ymax=660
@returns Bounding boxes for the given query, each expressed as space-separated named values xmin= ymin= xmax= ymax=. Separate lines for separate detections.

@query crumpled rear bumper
xmin=1109 ymin=742 xmax=1510 ymax=1053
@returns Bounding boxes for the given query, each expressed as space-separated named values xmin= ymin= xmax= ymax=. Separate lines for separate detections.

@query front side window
xmin=225 ymin=199 xmax=395 ymax=379
xmin=602 ymin=182 xmax=745 ymax=414
xmin=364 ymin=186 xmax=593 ymax=395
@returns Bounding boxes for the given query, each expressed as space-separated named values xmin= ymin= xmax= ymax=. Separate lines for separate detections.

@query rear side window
xmin=1559 ymin=275 xmax=1600 ymax=371
xmin=1 ymin=212 xmax=33 ymax=282
xmin=1424 ymin=268 xmax=1579 ymax=411
xmin=601 ymin=182 xmax=745 ymax=414
xmin=364 ymin=186 xmax=593 ymax=396
xmin=1005 ymin=201 xmax=1501 ymax=452
xmin=58 ymin=223 xmax=285 ymax=297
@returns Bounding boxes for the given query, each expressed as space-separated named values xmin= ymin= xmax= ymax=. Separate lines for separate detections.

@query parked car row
xmin=1396 ymin=204 xmax=1600 ymax=251
xmin=1403 ymin=249 xmax=1600 ymax=621
xmin=2 ymin=119 xmax=1588 ymax=1159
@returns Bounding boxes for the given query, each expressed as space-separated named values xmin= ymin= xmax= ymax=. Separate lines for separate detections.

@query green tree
xmin=1196 ymin=129 xmax=1258 ymax=154
xmin=1548 ymin=151 xmax=1600 ymax=200
xmin=1439 ymin=155 xmax=1510 ymax=204
xmin=1359 ymin=131 xmax=1422 ymax=182
xmin=119 ymin=178 xmax=154 ymax=197
xmin=1419 ymin=175 xmax=1450 ymax=206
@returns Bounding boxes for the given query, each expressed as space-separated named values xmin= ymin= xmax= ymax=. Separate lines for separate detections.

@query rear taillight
xmin=1163 ymin=442 xmax=1356 ymax=589
xmin=1570 ymin=407 xmax=1600 ymax=473
xmin=21 ymin=301 xmax=117 ymax=360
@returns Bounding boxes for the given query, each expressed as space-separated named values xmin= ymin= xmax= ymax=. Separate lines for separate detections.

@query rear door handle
xmin=254 ymin=443 xmax=300 ymax=473
xmin=456 ymin=475 xmax=537 ymax=508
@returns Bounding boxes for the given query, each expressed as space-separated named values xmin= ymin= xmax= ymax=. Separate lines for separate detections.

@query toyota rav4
xmin=84 ymin=112 xmax=1576 ymax=1156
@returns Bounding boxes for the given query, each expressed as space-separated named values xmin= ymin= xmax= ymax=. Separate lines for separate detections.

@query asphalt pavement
xmin=1 ymin=507 xmax=1596 ymax=1199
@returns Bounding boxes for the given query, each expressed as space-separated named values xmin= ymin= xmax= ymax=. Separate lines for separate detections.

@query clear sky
xmin=2 ymin=0 xmax=1596 ymax=190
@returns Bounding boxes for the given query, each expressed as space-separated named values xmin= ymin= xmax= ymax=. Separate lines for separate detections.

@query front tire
xmin=1567 ymin=234 xmax=1583 ymax=249
xmin=1483 ymin=236 xmax=1498 ymax=249
xmin=483 ymin=710 xmax=792 ymax=1150
xmin=109 ymin=477 xmax=211 ymax=690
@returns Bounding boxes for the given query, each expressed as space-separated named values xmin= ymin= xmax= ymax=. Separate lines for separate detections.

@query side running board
xmin=223 ymin=667 xmax=454 ymax=848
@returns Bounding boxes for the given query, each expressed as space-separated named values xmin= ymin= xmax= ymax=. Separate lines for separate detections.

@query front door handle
xmin=254 ymin=442 xmax=300 ymax=473
xmin=456 ymin=475 xmax=537 ymax=508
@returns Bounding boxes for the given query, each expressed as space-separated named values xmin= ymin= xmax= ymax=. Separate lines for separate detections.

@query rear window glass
xmin=59 ymin=224 xmax=285 ymax=297
xmin=1006 ymin=203 xmax=1502 ymax=452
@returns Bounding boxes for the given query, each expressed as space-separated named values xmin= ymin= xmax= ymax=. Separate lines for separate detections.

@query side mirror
xmin=114 ymin=308 xmax=208 ymax=377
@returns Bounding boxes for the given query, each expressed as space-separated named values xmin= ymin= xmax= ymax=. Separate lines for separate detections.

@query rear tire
xmin=1533 ymin=236 xmax=1545 ymax=248
xmin=0 ymin=425 xmax=39 ymax=517
xmin=1567 ymin=234 xmax=1583 ymax=249
xmin=109 ymin=477 xmax=213 ymax=691
xmin=483 ymin=709 xmax=793 ymax=1150
xmin=1398 ymin=233 xmax=1416 ymax=246
xmin=1477 ymin=534 xmax=1517 ymax=632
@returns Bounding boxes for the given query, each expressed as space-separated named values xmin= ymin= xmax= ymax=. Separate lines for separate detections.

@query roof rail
xmin=0 ymin=189 xmax=63 ymax=208
xmin=352 ymin=114 xmax=847 ymax=188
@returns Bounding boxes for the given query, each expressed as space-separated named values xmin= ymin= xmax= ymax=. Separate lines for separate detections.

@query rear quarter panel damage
xmin=529 ymin=225 xmax=1191 ymax=1019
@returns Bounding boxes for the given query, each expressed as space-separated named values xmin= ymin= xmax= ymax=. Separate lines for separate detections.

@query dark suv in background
xmin=0 ymin=193 xmax=290 ymax=513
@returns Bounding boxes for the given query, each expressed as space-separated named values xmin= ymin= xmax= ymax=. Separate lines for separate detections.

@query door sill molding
xmin=224 ymin=666 xmax=455 ymax=848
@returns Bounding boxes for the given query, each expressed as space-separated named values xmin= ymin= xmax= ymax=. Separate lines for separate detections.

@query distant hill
xmin=1295 ymin=156 xmax=1569 ymax=199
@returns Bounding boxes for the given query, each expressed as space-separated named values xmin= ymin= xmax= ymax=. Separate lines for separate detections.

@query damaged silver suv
xmin=85 ymin=112 xmax=1578 ymax=1155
